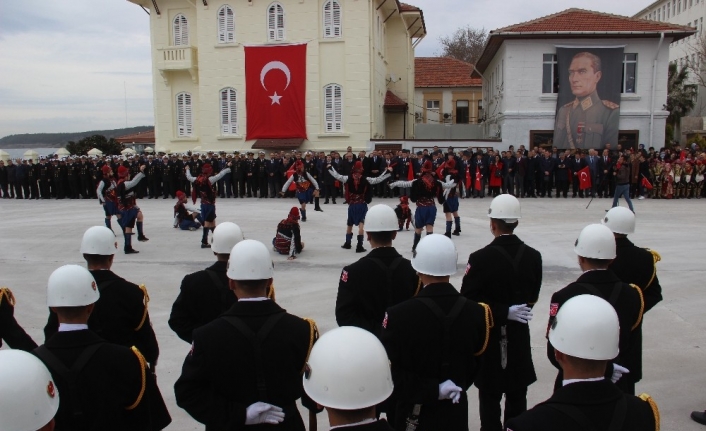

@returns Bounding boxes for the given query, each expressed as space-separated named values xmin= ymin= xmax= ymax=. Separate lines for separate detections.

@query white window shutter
xmin=177 ymin=92 xmax=193 ymax=137
xmin=323 ymin=1 xmax=332 ymax=38
xmin=332 ymin=1 xmax=342 ymax=37
xmin=218 ymin=7 xmax=226 ymax=43
xmin=334 ymin=85 xmax=342 ymax=131
xmin=220 ymin=88 xmax=238 ymax=135
xmin=226 ymin=6 xmax=235 ymax=43
xmin=324 ymin=84 xmax=343 ymax=132
xmin=174 ymin=14 xmax=189 ymax=46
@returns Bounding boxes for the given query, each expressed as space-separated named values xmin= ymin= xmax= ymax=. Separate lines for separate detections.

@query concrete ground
xmin=1 ymin=194 xmax=704 ymax=430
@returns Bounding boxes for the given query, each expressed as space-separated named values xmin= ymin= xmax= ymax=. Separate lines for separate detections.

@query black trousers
xmin=555 ymin=180 xmax=569 ymax=197
xmin=478 ymin=386 xmax=528 ymax=431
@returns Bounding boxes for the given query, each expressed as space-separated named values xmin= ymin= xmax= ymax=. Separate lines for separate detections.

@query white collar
xmin=330 ymin=419 xmax=377 ymax=429
xmin=58 ymin=323 xmax=89 ymax=332
xmin=563 ymin=377 xmax=604 ymax=386
xmin=238 ymin=297 xmax=269 ymax=302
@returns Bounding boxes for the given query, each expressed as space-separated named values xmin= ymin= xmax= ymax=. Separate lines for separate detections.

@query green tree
xmin=65 ymin=135 xmax=123 ymax=155
xmin=437 ymin=26 xmax=488 ymax=65
xmin=664 ymin=62 xmax=697 ymax=142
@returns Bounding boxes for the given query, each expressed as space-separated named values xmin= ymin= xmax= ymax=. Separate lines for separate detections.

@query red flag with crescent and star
xmin=245 ymin=43 xmax=307 ymax=140
xmin=578 ymin=166 xmax=592 ymax=190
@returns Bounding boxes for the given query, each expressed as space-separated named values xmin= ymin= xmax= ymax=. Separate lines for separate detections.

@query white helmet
xmin=211 ymin=222 xmax=244 ymax=253
xmin=364 ymin=205 xmax=399 ymax=232
xmin=574 ymin=224 xmax=616 ymax=260
xmin=549 ymin=294 xmax=619 ymax=360
xmin=47 ymin=264 xmax=99 ymax=307
xmin=227 ymin=239 xmax=274 ymax=280
xmin=487 ymin=194 xmax=521 ymax=222
xmin=411 ymin=234 xmax=457 ymax=276
xmin=0 ymin=350 xmax=60 ymax=431
xmin=303 ymin=326 xmax=393 ymax=410
xmin=80 ymin=226 xmax=117 ymax=255
xmin=601 ymin=207 xmax=635 ymax=235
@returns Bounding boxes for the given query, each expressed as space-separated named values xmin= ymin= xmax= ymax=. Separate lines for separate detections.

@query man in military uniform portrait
xmin=553 ymin=51 xmax=620 ymax=150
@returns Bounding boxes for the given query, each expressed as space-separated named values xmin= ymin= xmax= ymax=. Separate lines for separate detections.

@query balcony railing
xmin=156 ymin=46 xmax=198 ymax=83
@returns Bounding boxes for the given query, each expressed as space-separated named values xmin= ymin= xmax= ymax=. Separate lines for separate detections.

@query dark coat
xmin=341 ymin=420 xmax=395 ymax=430
xmin=335 ymin=247 xmax=419 ymax=337
xmin=0 ymin=289 xmax=37 ymax=351
xmin=381 ymin=283 xmax=490 ymax=431
xmin=460 ymin=235 xmax=543 ymax=391
xmin=609 ymin=237 xmax=662 ymax=312
xmin=174 ymin=300 xmax=316 ymax=431
xmin=546 ymin=270 xmax=643 ymax=384
xmin=44 ymin=270 xmax=159 ymax=365
xmin=554 ymin=158 xmax=570 ymax=182
xmin=169 ymin=260 xmax=234 ymax=343
xmin=505 ymin=379 xmax=657 ymax=431
xmin=37 ymin=329 xmax=170 ymax=431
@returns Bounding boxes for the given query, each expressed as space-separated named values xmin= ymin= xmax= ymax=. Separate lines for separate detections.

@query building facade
xmin=474 ymin=8 xmax=694 ymax=150
xmin=126 ymin=0 xmax=425 ymax=153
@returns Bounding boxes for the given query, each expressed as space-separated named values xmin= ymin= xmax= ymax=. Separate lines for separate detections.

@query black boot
xmin=341 ymin=233 xmax=353 ymax=249
xmin=355 ymin=235 xmax=366 ymax=253
xmin=314 ymin=197 xmax=323 ymax=212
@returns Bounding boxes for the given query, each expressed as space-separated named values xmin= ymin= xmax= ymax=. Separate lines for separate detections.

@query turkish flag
xmin=245 ymin=44 xmax=307 ymax=140
xmin=641 ymin=176 xmax=653 ymax=190
xmin=475 ymin=168 xmax=482 ymax=191
xmin=578 ymin=166 xmax=592 ymax=190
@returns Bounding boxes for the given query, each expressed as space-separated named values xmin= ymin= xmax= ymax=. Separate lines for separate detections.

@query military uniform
xmin=44 ymin=270 xmax=159 ymax=366
xmin=0 ymin=287 xmax=37 ymax=351
xmin=380 ymin=282 xmax=491 ymax=431
xmin=546 ymin=270 xmax=644 ymax=394
xmin=505 ymin=379 xmax=658 ymax=431
xmin=168 ymin=261 xmax=234 ymax=343
xmin=460 ymin=235 xmax=543 ymax=431
xmin=554 ymin=91 xmax=619 ymax=150
xmin=35 ymin=328 xmax=171 ymax=431
xmin=174 ymin=300 xmax=318 ymax=431
xmin=335 ymin=247 xmax=419 ymax=338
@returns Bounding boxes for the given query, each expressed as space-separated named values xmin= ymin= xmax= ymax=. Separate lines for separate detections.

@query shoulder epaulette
xmin=267 ymin=283 xmax=276 ymax=302
xmin=0 ymin=287 xmax=16 ymax=307
xmin=645 ymin=249 xmax=661 ymax=289
xmin=603 ymin=100 xmax=620 ymax=110
xmin=475 ymin=302 xmax=494 ymax=357
xmin=629 ymin=284 xmax=645 ymax=330
xmin=135 ymin=284 xmax=150 ymax=331
xmin=564 ymin=100 xmax=575 ymax=109
xmin=638 ymin=393 xmax=660 ymax=431
xmin=301 ymin=318 xmax=318 ymax=374
xmin=126 ymin=346 xmax=147 ymax=411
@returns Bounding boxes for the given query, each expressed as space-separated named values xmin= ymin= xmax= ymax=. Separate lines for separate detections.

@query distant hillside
xmin=0 ymin=126 xmax=154 ymax=149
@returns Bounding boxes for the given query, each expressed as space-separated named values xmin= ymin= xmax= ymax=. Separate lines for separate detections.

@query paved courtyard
xmin=1 ymin=195 xmax=704 ymax=430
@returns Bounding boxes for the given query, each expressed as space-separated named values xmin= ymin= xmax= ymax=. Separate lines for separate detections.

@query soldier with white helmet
xmin=34 ymin=265 xmax=171 ymax=431
xmin=381 ymin=234 xmax=491 ymax=430
xmin=507 ymin=295 xmax=659 ymax=431
xmin=0 ymin=349 xmax=59 ymax=431
xmin=44 ymin=226 xmax=160 ymax=370
xmin=546 ymin=224 xmax=644 ymax=395
xmin=303 ymin=326 xmax=395 ymax=430
xmin=175 ymin=239 xmax=319 ymax=430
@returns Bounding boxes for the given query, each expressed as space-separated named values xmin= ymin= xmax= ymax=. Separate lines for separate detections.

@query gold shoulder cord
xmin=135 ymin=284 xmax=150 ymax=331
xmin=645 ymin=249 xmax=662 ymax=289
xmin=475 ymin=302 xmax=494 ymax=356
xmin=0 ymin=287 xmax=16 ymax=307
xmin=301 ymin=318 xmax=319 ymax=374
xmin=126 ymin=346 xmax=147 ymax=411
xmin=630 ymin=284 xmax=645 ymax=331
xmin=638 ymin=393 xmax=660 ymax=431
xmin=413 ymin=278 xmax=422 ymax=296
xmin=268 ymin=283 xmax=276 ymax=302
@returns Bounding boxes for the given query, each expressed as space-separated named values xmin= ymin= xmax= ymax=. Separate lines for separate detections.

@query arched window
xmin=220 ymin=88 xmax=238 ymax=135
xmin=324 ymin=84 xmax=343 ymax=132
xmin=323 ymin=0 xmax=342 ymax=38
xmin=176 ymin=92 xmax=193 ymax=137
xmin=267 ymin=3 xmax=285 ymax=41
xmin=217 ymin=5 xmax=235 ymax=43
xmin=173 ymin=14 xmax=189 ymax=46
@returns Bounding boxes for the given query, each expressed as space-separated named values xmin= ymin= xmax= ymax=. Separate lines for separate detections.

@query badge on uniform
xmin=382 ymin=312 xmax=389 ymax=329
xmin=549 ymin=303 xmax=559 ymax=317
xmin=465 ymin=263 xmax=471 ymax=275
xmin=341 ymin=270 xmax=348 ymax=283
xmin=47 ymin=381 xmax=56 ymax=398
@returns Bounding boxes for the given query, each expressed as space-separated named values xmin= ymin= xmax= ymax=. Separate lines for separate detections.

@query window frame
xmin=217 ymin=5 xmax=235 ymax=44
xmin=323 ymin=84 xmax=343 ymax=133
xmin=455 ymin=100 xmax=470 ymax=124
xmin=323 ymin=0 xmax=342 ymax=38
xmin=267 ymin=2 xmax=285 ymax=41
xmin=173 ymin=14 xmax=189 ymax=46
xmin=220 ymin=88 xmax=238 ymax=135
xmin=176 ymin=92 xmax=193 ymax=137
xmin=622 ymin=53 xmax=638 ymax=94
xmin=542 ymin=54 xmax=559 ymax=94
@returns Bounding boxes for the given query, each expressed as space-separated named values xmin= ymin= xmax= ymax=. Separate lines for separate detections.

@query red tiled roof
xmin=494 ymin=8 xmax=696 ymax=33
xmin=399 ymin=3 xmax=420 ymax=12
xmin=415 ymin=57 xmax=481 ymax=88
xmin=384 ymin=91 xmax=407 ymax=108
xmin=114 ymin=130 xmax=155 ymax=144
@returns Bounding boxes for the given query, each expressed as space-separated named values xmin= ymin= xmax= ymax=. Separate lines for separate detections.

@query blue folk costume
xmin=281 ymin=160 xmax=319 ymax=222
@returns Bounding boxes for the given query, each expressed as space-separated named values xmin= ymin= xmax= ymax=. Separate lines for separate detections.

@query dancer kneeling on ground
xmin=274 ymin=207 xmax=304 ymax=260
xmin=174 ymin=191 xmax=201 ymax=231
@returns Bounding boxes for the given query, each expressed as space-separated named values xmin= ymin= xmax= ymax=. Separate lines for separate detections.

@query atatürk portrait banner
xmin=553 ymin=47 xmax=624 ymax=150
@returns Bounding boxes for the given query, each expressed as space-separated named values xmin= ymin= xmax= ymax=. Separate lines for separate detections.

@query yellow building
xmin=126 ymin=0 xmax=425 ymax=153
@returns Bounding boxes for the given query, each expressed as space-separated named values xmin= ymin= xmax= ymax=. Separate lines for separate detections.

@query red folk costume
xmin=274 ymin=207 xmax=304 ymax=258
xmin=395 ymin=195 xmax=413 ymax=231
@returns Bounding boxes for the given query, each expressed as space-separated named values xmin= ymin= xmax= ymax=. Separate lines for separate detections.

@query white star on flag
xmin=269 ymin=92 xmax=282 ymax=105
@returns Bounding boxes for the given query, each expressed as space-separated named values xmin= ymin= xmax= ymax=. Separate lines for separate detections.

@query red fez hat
xmin=117 ymin=165 xmax=129 ymax=178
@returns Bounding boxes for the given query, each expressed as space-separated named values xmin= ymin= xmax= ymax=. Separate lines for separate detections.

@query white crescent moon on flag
xmin=260 ymin=61 xmax=291 ymax=91
xmin=580 ymin=172 xmax=588 ymax=181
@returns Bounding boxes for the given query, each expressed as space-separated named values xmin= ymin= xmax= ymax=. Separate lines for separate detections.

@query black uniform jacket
xmin=609 ymin=237 xmax=662 ymax=312
xmin=169 ymin=260 xmax=234 ymax=343
xmin=174 ymin=300 xmax=316 ymax=431
xmin=336 ymin=247 xmax=419 ymax=337
xmin=505 ymin=379 xmax=657 ymax=431
xmin=38 ymin=329 xmax=171 ymax=431
xmin=546 ymin=270 xmax=644 ymax=383
xmin=0 ymin=288 xmax=37 ymax=351
xmin=381 ymin=283 xmax=490 ymax=431
xmin=44 ymin=270 xmax=159 ymax=365
xmin=460 ymin=234 xmax=543 ymax=391
xmin=339 ymin=420 xmax=395 ymax=431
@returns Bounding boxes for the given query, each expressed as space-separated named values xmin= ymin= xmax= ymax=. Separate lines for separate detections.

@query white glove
xmin=438 ymin=379 xmax=462 ymax=404
xmin=611 ymin=364 xmax=630 ymax=383
xmin=507 ymin=304 xmax=533 ymax=324
xmin=245 ymin=402 xmax=285 ymax=425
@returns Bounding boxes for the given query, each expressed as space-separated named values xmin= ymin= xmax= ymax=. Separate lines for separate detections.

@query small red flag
xmin=407 ymin=160 xmax=415 ymax=181
xmin=475 ymin=168 xmax=482 ymax=191
xmin=641 ymin=176 xmax=653 ymax=190
xmin=465 ymin=167 xmax=471 ymax=189
xmin=286 ymin=168 xmax=297 ymax=192
xmin=578 ymin=166 xmax=592 ymax=190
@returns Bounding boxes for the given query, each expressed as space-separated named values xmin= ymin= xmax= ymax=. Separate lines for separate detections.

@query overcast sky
xmin=0 ymin=0 xmax=644 ymax=138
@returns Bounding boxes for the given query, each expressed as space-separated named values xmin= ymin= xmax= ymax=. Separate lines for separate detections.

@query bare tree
xmin=687 ymin=33 xmax=706 ymax=88
xmin=437 ymin=26 xmax=488 ymax=65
